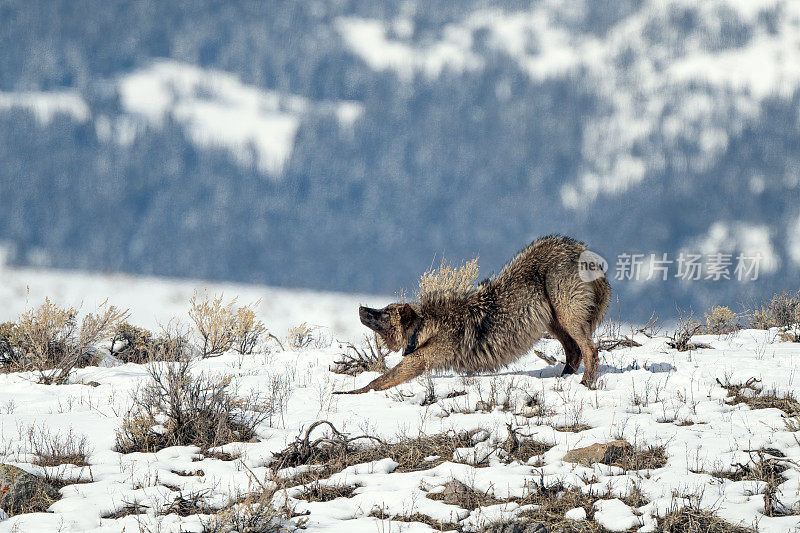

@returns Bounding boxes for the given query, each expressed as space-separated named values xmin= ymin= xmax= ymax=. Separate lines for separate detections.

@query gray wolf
xmin=337 ymin=235 xmax=610 ymax=393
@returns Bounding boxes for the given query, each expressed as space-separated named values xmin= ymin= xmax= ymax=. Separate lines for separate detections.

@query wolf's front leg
xmin=334 ymin=350 xmax=429 ymax=394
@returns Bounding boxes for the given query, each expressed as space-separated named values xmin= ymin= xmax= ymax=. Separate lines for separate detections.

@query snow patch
xmin=787 ymin=213 xmax=800 ymax=266
xmin=593 ymin=499 xmax=642 ymax=531
xmin=118 ymin=60 xmax=306 ymax=176
xmin=336 ymin=17 xmax=482 ymax=80
xmin=0 ymin=91 xmax=90 ymax=124
xmin=692 ymin=221 xmax=780 ymax=274
xmin=118 ymin=60 xmax=362 ymax=176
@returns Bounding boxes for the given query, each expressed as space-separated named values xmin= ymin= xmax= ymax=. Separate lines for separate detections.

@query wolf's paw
xmin=333 ymin=386 xmax=372 ymax=395
xmin=561 ymin=365 xmax=578 ymax=376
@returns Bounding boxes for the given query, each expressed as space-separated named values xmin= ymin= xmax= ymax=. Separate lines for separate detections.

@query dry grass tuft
xmin=385 ymin=430 xmax=486 ymax=472
xmin=115 ymin=356 xmax=269 ymax=454
xmin=717 ymin=377 xmax=800 ymax=416
xmin=425 ymin=479 xmax=502 ymax=511
xmin=296 ymin=482 xmax=360 ymax=502
xmin=511 ymin=479 xmax=610 ymax=532
xmin=417 ymin=257 xmax=480 ymax=298
xmin=287 ymin=322 xmax=323 ymax=349
xmin=369 ymin=508 xmax=461 ymax=532
xmin=202 ymin=490 xmax=302 ymax=533
xmin=1 ymin=299 xmax=128 ymax=384
xmin=28 ymin=426 xmax=92 ymax=467
xmin=617 ymin=443 xmax=668 ymax=471
xmin=659 ymin=504 xmax=753 ymax=532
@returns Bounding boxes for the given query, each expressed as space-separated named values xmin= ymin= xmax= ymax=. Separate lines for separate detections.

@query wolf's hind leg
xmin=334 ymin=352 xmax=428 ymax=394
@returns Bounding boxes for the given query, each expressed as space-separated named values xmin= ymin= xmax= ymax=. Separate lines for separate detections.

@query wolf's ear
xmin=398 ymin=303 xmax=418 ymax=329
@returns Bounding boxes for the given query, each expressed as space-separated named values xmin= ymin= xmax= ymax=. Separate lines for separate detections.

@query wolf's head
xmin=358 ymin=303 xmax=421 ymax=352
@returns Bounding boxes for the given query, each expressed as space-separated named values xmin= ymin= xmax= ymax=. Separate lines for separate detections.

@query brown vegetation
xmin=0 ymin=299 xmax=127 ymax=384
xmin=115 ymin=356 xmax=269 ymax=453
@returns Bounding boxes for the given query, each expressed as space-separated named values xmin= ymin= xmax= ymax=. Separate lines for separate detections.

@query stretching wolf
xmin=337 ymin=235 xmax=610 ymax=394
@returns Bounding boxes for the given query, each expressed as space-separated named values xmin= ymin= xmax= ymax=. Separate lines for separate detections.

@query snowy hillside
xmin=1 ymin=313 xmax=799 ymax=531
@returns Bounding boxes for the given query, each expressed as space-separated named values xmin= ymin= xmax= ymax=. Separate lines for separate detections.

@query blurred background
xmin=1 ymin=0 xmax=799 ymax=322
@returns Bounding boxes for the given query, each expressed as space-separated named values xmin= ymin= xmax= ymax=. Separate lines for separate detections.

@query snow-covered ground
xmin=1 ymin=268 xmax=799 ymax=531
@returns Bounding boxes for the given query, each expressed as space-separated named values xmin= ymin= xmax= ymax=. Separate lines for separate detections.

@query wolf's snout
xmin=359 ymin=306 xmax=385 ymax=331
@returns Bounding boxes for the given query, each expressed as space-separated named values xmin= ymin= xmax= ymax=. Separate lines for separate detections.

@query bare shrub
xmin=270 ymin=421 xmax=481 ymax=476
xmin=4 ymin=299 xmax=127 ymax=384
xmin=667 ymin=311 xmax=711 ymax=352
xmin=417 ymin=256 xmax=480 ymax=297
xmin=717 ymin=377 xmax=800 ymax=416
xmin=265 ymin=373 xmax=293 ymax=428
xmin=596 ymin=335 xmax=641 ymax=352
xmin=28 ymin=426 xmax=92 ymax=467
xmin=707 ymin=447 xmax=791 ymax=517
xmin=502 ymin=424 xmax=553 ymax=463
xmin=704 ymin=305 xmax=741 ymax=334
xmin=331 ymin=334 xmax=388 ymax=376
xmin=115 ymin=357 xmax=269 ymax=453
xmin=594 ymin=300 xmax=650 ymax=351
xmin=203 ymin=491 xmax=302 ymax=533
xmin=750 ymin=290 xmax=800 ymax=330
xmin=160 ymin=489 xmax=214 ymax=517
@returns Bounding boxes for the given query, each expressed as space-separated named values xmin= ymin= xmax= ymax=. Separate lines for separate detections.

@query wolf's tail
xmin=589 ymin=276 xmax=611 ymax=333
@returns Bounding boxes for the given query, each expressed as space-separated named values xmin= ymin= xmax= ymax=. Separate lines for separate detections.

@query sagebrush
xmin=189 ymin=291 xmax=273 ymax=357
xmin=750 ymin=290 xmax=800 ymax=331
xmin=705 ymin=305 xmax=740 ymax=334
xmin=115 ymin=356 xmax=269 ymax=453
xmin=0 ymin=299 xmax=127 ymax=384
